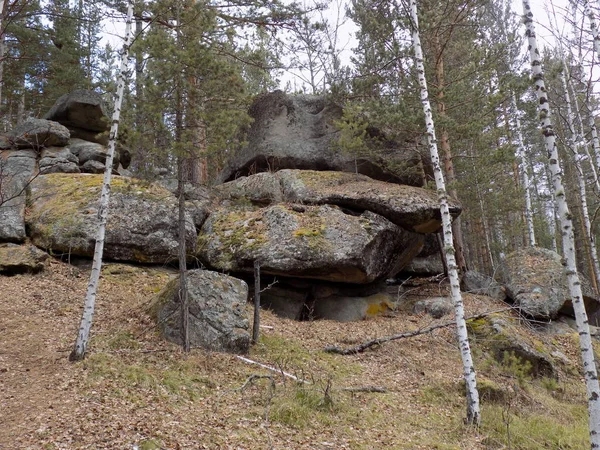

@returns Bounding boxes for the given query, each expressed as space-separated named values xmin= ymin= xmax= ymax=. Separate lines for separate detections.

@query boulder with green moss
xmin=152 ymin=269 xmax=250 ymax=353
xmin=501 ymin=247 xmax=598 ymax=320
xmin=467 ymin=314 xmax=561 ymax=379
xmin=197 ymin=203 xmax=423 ymax=283
xmin=215 ymin=169 xmax=460 ymax=233
xmin=26 ymin=173 xmax=196 ymax=264
xmin=0 ymin=243 xmax=48 ymax=275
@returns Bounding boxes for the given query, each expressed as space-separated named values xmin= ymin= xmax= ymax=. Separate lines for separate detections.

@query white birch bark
xmin=407 ymin=0 xmax=480 ymax=426
xmin=69 ymin=0 xmax=134 ymax=362
xmin=583 ymin=0 xmax=600 ymax=61
xmin=522 ymin=2 xmax=600 ymax=445
xmin=0 ymin=0 xmax=6 ymax=127
xmin=559 ymin=64 xmax=600 ymax=293
xmin=511 ymin=93 xmax=536 ymax=247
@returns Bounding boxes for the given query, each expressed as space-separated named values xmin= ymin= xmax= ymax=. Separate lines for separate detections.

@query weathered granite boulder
xmin=152 ymin=270 xmax=250 ymax=353
xmin=0 ymin=150 xmax=37 ymax=242
xmin=44 ymin=89 xmax=110 ymax=132
xmin=468 ymin=315 xmax=561 ymax=379
xmin=501 ymin=247 xmax=599 ymax=320
xmin=39 ymin=146 xmax=80 ymax=174
xmin=8 ymin=119 xmax=70 ymax=149
xmin=215 ymin=170 xmax=460 ymax=233
xmin=413 ymin=297 xmax=453 ymax=319
xmin=198 ymin=203 xmax=424 ymax=283
xmin=217 ymin=91 xmax=428 ymax=186
xmin=0 ymin=243 xmax=48 ymax=275
xmin=462 ymin=270 xmax=506 ymax=301
xmin=26 ymin=173 xmax=196 ymax=264
xmin=68 ymin=138 xmax=120 ymax=171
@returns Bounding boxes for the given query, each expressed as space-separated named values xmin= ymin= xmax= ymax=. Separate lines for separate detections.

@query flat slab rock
xmin=197 ymin=203 xmax=424 ymax=283
xmin=153 ymin=270 xmax=250 ymax=353
xmin=8 ymin=119 xmax=70 ymax=149
xmin=44 ymin=89 xmax=110 ymax=132
xmin=214 ymin=169 xmax=460 ymax=233
xmin=26 ymin=173 xmax=196 ymax=264
xmin=501 ymin=247 xmax=599 ymax=320
xmin=217 ymin=91 xmax=428 ymax=186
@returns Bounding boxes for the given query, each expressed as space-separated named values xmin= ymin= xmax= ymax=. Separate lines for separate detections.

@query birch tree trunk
xmin=522 ymin=2 xmax=600 ymax=445
xmin=0 ymin=0 xmax=6 ymax=126
xmin=407 ymin=0 xmax=480 ymax=426
xmin=511 ymin=93 xmax=536 ymax=247
xmin=559 ymin=65 xmax=600 ymax=292
xmin=69 ymin=0 xmax=134 ymax=362
xmin=583 ymin=0 xmax=600 ymax=60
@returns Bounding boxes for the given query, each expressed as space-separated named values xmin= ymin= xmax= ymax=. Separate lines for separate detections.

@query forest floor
xmin=0 ymin=257 xmax=593 ymax=449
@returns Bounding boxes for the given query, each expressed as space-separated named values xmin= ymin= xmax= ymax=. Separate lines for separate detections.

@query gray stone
xmin=501 ymin=247 xmax=599 ymax=320
xmin=217 ymin=91 xmax=428 ymax=186
xmin=153 ymin=270 xmax=250 ymax=353
xmin=462 ymin=270 xmax=506 ymax=301
xmin=9 ymin=119 xmax=70 ymax=149
xmin=0 ymin=150 xmax=37 ymax=242
xmin=39 ymin=146 xmax=80 ymax=174
xmin=44 ymin=89 xmax=110 ymax=132
xmin=215 ymin=170 xmax=460 ymax=233
xmin=67 ymin=127 xmax=109 ymax=145
xmin=312 ymin=292 xmax=396 ymax=322
xmin=69 ymin=138 xmax=120 ymax=169
xmin=413 ymin=297 xmax=453 ymax=319
xmin=197 ymin=203 xmax=424 ymax=283
xmin=0 ymin=243 xmax=48 ymax=275
xmin=81 ymin=159 xmax=105 ymax=174
xmin=403 ymin=254 xmax=445 ymax=276
xmin=27 ymin=173 xmax=196 ymax=264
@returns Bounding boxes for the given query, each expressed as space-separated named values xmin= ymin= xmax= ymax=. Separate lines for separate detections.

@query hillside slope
xmin=0 ymin=259 xmax=592 ymax=449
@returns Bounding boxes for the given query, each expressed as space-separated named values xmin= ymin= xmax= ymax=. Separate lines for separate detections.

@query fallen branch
xmin=341 ymin=386 xmax=387 ymax=393
xmin=235 ymin=356 xmax=311 ymax=384
xmin=324 ymin=308 xmax=512 ymax=355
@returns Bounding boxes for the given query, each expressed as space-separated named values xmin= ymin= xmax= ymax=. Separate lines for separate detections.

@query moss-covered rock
xmin=214 ymin=169 xmax=460 ymax=234
xmin=26 ymin=173 xmax=196 ymax=264
xmin=0 ymin=243 xmax=48 ymax=275
xmin=197 ymin=203 xmax=423 ymax=283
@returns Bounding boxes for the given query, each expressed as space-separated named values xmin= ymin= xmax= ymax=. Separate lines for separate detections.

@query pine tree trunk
xmin=512 ymin=93 xmax=536 ymax=247
xmin=252 ymin=261 xmax=260 ymax=345
xmin=177 ymin=158 xmax=190 ymax=352
xmin=69 ymin=0 xmax=134 ymax=362
xmin=407 ymin=0 xmax=480 ymax=426
xmin=434 ymin=35 xmax=467 ymax=275
xmin=522 ymin=2 xmax=600 ymax=445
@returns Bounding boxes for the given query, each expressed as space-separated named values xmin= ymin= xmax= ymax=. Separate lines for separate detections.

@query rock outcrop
xmin=217 ymin=91 xmax=428 ymax=186
xmin=9 ymin=119 xmax=70 ymax=149
xmin=0 ymin=150 xmax=37 ymax=242
xmin=215 ymin=170 xmax=459 ymax=233
xmin=198 ymin=203 xmax=423 ymax=283
xmin=501 ymin=247 xmax=599 ymax=320
xmin=153 ymin=269 xmax=250 ymax=353
xmin=27 ymin=174 xmax=196 ymax=264
xmin=44 ymin=89 xmax=110 ymax=134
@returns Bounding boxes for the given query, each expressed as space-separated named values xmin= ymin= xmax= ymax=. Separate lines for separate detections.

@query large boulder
xmin=197 ymin=203 xmax=424 ymax=283
xmin=501 ymin=247 xmax=599 ymax=320
xmin=0 ymin=243 xmax=48 ymax=275
xmin=8 ymin=119 xmax=70 ymax=149
xmin=462 ymin=270 xmax=506 ymax=301
xmin=26 ymin=173 xmax=196 ymax=264
xmin=44 ymin=89 xmax=110 ymax=132
xmin=215 ymin=170 xmax=460 ymax=233
xmin=39 ymin=146 xmax=80 ymax=174
xmin=68 ymin=138 xmax=120 ymax=172
xmin=216 ymin=91 xmax=428 ymax=186
xmin=0 ymin=150 xmax=37 ymax=242
xmin=152 ymin=270 xmax=250 ymax=353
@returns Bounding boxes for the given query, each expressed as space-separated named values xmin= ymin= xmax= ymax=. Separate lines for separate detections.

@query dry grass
xmin=0 ymin=258 xmax=592 ymax=449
